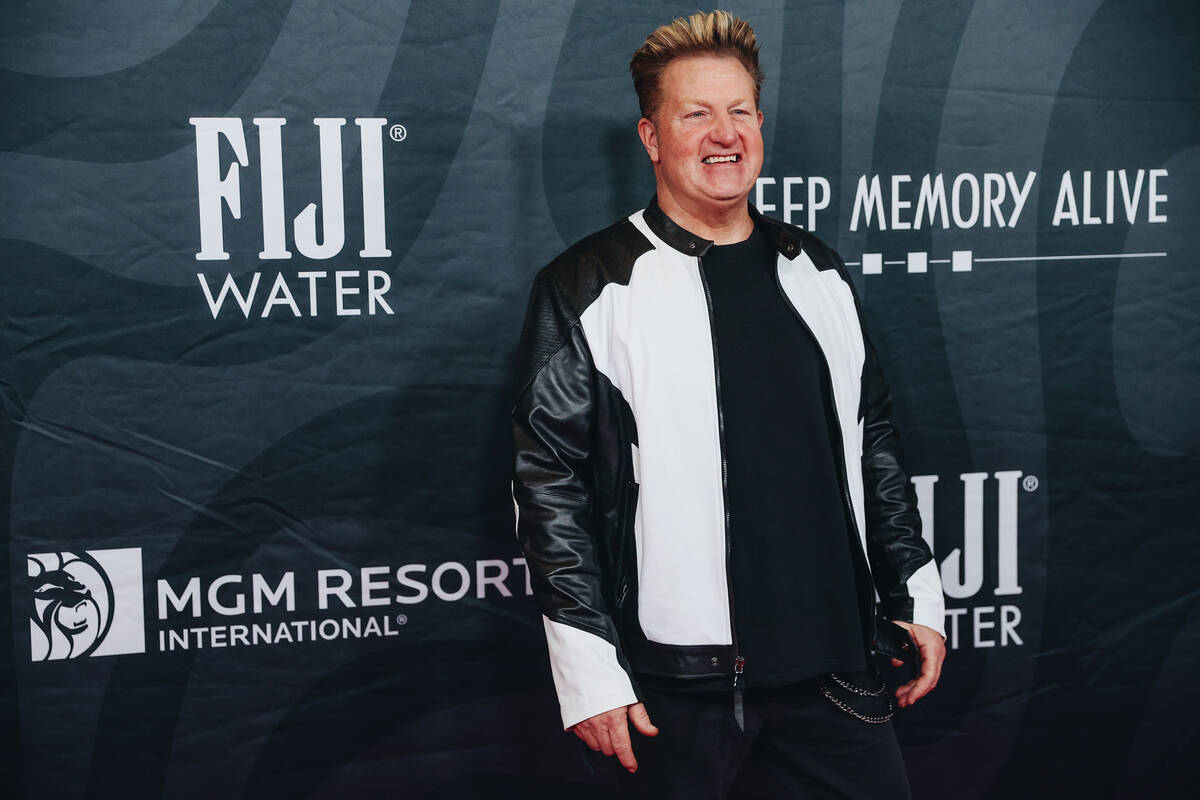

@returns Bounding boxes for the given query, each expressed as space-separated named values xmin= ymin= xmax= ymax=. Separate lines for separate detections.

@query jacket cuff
xmin=543 ymin=616 xmax=638 ymax=730
xmin=906 ymin=560 xmax=946 ymax=637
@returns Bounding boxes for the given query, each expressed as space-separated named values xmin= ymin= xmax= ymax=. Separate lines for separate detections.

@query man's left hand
xmin=889 ymin=621 xmax=945 ymax=708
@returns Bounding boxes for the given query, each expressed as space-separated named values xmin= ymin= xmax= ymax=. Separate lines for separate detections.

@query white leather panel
xmin=542 ymin=615 xmax=639 ymax=729
xmin=578 ymin=210 xmax=732 ymax=646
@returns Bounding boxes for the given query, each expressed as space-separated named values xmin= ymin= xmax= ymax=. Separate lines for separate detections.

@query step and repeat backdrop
xmin=2 ymin=1 xmax=1197 ymax=798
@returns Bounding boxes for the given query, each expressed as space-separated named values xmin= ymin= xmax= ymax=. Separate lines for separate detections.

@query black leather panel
xmin=512 ymin=230 xmax=649 ymax=681
xmin=513 ymin=327 xmax=612 ymax=635
xmin=831 ymin=255 xmax=935 ymax=621
xmin=859 ymin=338 xmax=931 ymax=619
xmin=543 ymin=218 xmax=652 ymax=313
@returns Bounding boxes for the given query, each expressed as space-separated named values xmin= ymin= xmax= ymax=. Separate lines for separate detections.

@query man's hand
xmin=570 ymin=702 xmax=658 ymax=773
xmin=890 ymin=621 xmax=946 ymax=708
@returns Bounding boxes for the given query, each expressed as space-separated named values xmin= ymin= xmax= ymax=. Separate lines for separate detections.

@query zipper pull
xmin=733 ymin=655 xmax=745 ymax=689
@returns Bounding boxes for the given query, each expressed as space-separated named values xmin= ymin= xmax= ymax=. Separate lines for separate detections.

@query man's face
xmin=638 ymin=54 xmax=764 ymax=219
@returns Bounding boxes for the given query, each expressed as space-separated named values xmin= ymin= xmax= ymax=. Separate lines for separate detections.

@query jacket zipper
xmin=772 ymin=267 xmax=878 ymax=650
xmin=696 ymin=253 xmax=743 ymax=687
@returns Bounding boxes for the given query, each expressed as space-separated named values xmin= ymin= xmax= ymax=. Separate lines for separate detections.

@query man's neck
xmin=656 ymin=193 xmax=754 ymax=245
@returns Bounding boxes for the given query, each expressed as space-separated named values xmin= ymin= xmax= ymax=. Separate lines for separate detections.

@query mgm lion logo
xmin=28 ymin=548 xmax=145 ymax=661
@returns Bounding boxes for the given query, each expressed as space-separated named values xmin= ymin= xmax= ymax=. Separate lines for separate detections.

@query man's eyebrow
xmin=678 ymin=97 xmax=753 ymax=107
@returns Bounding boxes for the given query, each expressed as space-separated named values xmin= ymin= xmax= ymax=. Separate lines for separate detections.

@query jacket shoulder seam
xmin=514 ymin=218 xmax=650 ymax=408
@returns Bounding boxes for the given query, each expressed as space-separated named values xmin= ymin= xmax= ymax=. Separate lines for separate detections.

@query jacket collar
xmin=642 ymin=195 xmax=804 ymax=260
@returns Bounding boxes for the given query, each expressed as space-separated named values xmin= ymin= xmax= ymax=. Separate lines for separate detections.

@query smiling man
xmin=512 ymin=11 xmax=946 ymax=798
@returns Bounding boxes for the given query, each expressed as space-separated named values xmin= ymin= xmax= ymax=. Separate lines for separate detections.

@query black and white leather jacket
xmin=512 ymin=198 xmax=944 ymax=729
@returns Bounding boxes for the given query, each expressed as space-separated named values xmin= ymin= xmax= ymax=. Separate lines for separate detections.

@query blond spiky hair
xmin=630 ymin=10 xmax=763 ymax=119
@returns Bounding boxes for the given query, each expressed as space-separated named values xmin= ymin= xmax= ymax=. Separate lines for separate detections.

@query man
xmin=512 ymin=10 xmax=945 ymax=797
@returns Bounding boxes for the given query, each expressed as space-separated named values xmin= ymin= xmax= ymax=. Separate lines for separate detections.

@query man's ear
xmin=637 ymin=117 xmax=659 ymax=164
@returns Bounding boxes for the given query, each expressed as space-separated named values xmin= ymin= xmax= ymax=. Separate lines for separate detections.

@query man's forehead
xmin=661 ymin=56 xmax=755 ymax=92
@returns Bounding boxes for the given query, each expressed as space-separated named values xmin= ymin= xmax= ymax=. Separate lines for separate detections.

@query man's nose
xmin=708 ymin=114 xmax=738 ymax=145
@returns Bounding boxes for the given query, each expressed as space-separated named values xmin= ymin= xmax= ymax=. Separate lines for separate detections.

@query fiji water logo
xmin=190 ymin=117 xmax=403 ymax=320
xmin=28 ymin=548 xmax=146 ymax=661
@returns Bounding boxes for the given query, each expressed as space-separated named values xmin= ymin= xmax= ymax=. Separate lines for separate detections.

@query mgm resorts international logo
xmin=28 ymin=548 xmax=146 ymax=661
xmin=27 ymin=546 xmax=533 ymax=662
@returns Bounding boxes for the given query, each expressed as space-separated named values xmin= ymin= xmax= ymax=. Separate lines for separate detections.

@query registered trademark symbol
xmin=395 ymin=614 xmax=408 ymax=625
xmin=389 ymin=124 xmax=407 ymax=142
xmin=1022 ymin=475 xmax=1039 ymax=492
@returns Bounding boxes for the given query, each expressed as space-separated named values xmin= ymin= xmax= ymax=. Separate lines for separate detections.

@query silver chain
xmin=828 ymin=672 xmax=886 ymax=696
xmin=818 ymin=676 xmax=894 ymax=724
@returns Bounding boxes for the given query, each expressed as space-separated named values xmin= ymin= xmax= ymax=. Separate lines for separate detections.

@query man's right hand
xmin=570 ymin=702 xmax=658 ymax=773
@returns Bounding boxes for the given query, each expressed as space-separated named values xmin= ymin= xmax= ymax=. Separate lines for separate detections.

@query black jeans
xmin=582 ymin=675 xmax=912 ymax=800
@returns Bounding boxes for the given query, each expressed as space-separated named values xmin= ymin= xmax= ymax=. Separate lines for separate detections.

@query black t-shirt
xmin=697 ymin=222 xmax=867 ymax=688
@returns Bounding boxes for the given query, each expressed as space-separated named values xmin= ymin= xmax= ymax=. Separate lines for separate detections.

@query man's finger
xmin=595 ymin=726 xmax=616 ymax=757
xmin=928 ymin=639 xmax=945 ymax=687
xmin=903 ymin=666 xmax=934 ymax=706
xmin=911 ymin=635 xmax=945 ymax=700
xmin=899 ymin=663 xmax=932 ymax=703
xmin=610 ymin=720 xmax=639 ymax=772
xmin=896 ymin=643 xmax=942 ymax=706
xmin=628 ymin=702 xmax=659 ymax=737
xmin=572 ymin=725 xmax=601 ymax=751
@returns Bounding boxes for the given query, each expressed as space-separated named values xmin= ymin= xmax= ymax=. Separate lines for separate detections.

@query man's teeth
xmin=703 ymin=155 xmax=738 ymax=164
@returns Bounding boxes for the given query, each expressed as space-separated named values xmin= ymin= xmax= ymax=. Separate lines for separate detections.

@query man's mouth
xmin=702 ymin=155 xmax=739 ymax=164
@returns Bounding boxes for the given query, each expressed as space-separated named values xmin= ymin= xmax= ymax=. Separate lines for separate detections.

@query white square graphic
xmin=906 ymin=252 xmax=928 ymax=273
xmin=28 ymin=547 xmax=146 ymax=661
xmin=862 ymin=253 xmax=883 ymax=274
xmin=952 ymin=250 xmax=973 ymax=272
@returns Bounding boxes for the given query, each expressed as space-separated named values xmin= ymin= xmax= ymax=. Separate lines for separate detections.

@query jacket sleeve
xmin=511 ymin=270 xmax=638 ymax=729
xmin=859 ymin=332 xmax=946 ymax=637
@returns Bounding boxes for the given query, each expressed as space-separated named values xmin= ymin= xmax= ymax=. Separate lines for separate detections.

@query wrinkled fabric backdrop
xmin=2 ymin=1 xmax=1197 ymax=798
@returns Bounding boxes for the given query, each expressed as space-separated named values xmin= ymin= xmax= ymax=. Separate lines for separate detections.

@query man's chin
xmin=700 ymin=177 xmax=758 ymax=202
xmin=701 ymin=188 xmax=754 ymax=206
